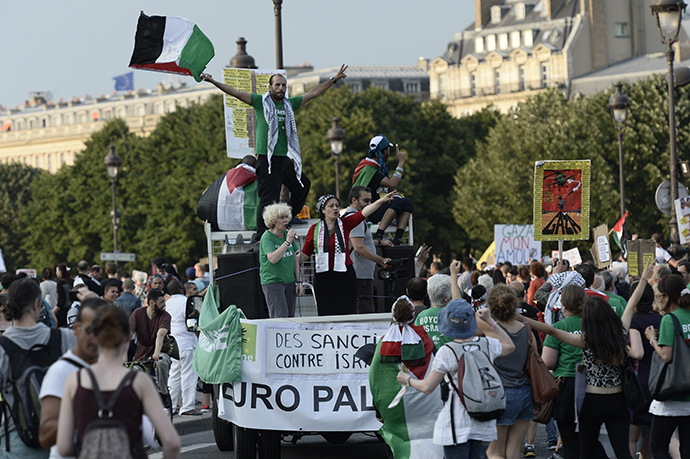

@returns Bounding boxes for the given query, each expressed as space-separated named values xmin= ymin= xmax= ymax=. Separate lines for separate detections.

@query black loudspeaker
xmin=216 ymin=252 xmax=267 ymax=319
xmin=372 ymin=244 xmax=415 ymax=313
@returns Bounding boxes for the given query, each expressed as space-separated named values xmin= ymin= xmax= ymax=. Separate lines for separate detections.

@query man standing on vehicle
xmin=344 ymin=185 xmax=392 ymax=314
xmin=200 ymin=65 xmax=348 ymax=236
xmin=129 ymin=288 xmax=173 ymax=411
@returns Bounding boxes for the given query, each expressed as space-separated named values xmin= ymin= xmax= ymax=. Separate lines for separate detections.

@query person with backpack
xmin=56 ymin=304 xmax=180 ymax=459
xmin=0 ymin=278 xmax=75 ymax=459
xmin=397 ymin=298 xmax=516 ymax=459
xmin=38 ymin=298 xmax=107 ymax=458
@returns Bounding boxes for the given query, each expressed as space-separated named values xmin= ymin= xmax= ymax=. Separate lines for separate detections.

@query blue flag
xmin=113 ymin=72 xmax=134 ymax=91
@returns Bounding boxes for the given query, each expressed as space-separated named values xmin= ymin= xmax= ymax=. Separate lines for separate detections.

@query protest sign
xmin=626 ymin=239 xmax=656 ymax=276
xmin=675 ymin=196 xmax=690 ymax=244
xmin=533 ymin=160 xmax=591 ymax=241
xmin=494 ymin=224 xmax=541 ymax=265
xmin=590 ymin=224 xmax=611 ymax=269
xmin=223 ymin=68 xmax=286 ymax=159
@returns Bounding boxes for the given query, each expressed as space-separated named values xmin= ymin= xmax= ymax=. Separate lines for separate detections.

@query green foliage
xmin=297 ymin=86 xmax=498 ymax=260
xmin=0 ymin=163 xmax=42 ymax=272
xmin=453 ymin=75 xmax=690 ymax=258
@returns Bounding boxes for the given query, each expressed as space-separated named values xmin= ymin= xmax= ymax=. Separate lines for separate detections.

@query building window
xmin=491 ymin=5 xmax=502 ymax=24
xmin=349 ymin=82 xmax=362 ymax=93
xmin=470 ymin=73 xmax=477 ymax=97
xmin=371 ymin=80 xmax=389 ymax=90
xmin=541 ymin=63 xmax=550 ymax=88
xmin=155 ymin=102 xmax=164 ymax=114
xmin=405 ymin=81 xmax=420 ymax=93
xmin=78 ymin=113 xmax=86 ymax=123
xmin=494 ymin=70 xmax=501 ymax=94
xmin=498 ymin=33 xmax=508 ymax=50
xmin=487 ymin=34 xmax=496 ymax=51
xmin=61 ymin=153 xmax=65 ymax=165
xmin=615 ymin=22 xmax=629 ymax=37
xmin=511 ymin=31 xmax=521 ymax=48
xmin=41 ymin=118 xmax=47 ymax=128
xmin=48 ymin=154 xmax=52 ymax=171
xmin=66 ymin=114 xmax=73 ymax=125
xmin=29 ymin=120 xmax=35 ymax=129
xmin=137 ymin=105 xmax=146 ymax=116
xmin=35 ymin=156 xmax=40 ymax=167
xmin=515 ymin=2 xmax=526 ymax=20
xmin=475 ymin=36 xmax=484 ymax=53
xmin=524 ymin=29 xmax=533 ymax=47
xmin=117 ymin=107 xmax=126 ymax=118
xmin=439 ymin=74 xmax=448 ymax=98
xmin=519 ymin=66 xmax=526 ymax=91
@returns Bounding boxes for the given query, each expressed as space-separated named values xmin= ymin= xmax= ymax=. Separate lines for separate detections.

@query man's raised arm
xmin=201 ymin=73 xmax=253 ymax=105
xmin=302 ymin=64 xmax=348 ymax=104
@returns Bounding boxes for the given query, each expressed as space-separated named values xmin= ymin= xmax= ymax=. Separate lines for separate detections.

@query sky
xmin=0 ymin=1 xmax=475 ymax=109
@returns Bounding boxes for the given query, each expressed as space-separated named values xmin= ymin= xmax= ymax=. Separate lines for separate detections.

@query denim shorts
xmin=497 ymin=383 xmax=534 ymax=426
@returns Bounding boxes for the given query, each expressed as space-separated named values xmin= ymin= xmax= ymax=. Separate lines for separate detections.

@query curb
xmin=173 ymin=412 xmax=213 ymax=436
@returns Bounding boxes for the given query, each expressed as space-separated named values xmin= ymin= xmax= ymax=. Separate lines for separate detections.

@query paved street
xmin=158 ymin=411 xmax=558 ymax=458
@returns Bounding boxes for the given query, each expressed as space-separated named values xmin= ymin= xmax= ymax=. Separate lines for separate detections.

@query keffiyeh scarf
xmin=314 ymin=219 xmax=346 ymax=273
xmin=545 ymin=271 xmax=585 ymax=325
xmin=262 ymin=92 xmax=303 ymax=186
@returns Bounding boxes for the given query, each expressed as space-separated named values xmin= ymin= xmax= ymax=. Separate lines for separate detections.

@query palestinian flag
xmin=612 ymin=211 xmax=629 ymax=250
xmin=197 ymin=164 xmax=258 ymax=231
xmin=129 ymin=12 xmax=214 ymax=82
xmin=352 ymin=157 xmax=380 ymax=186
xmin=369 ymin=337 xmax=443 ymax=459
xmin=379 ymin=324 xmax=428 ymax=370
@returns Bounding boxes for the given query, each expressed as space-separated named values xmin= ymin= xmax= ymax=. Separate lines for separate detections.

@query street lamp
xmin=326 ymin=117 xmax=346 ymax=200
xmin=608 ymin=81 xmax=631 ymax=220
xmin=104 ymin=144 xmax=122 ymax=253
xmin=651 ymin=0 xmax=686 ymax=246
xmin=273 ymin=0 xmax=284 ymax=69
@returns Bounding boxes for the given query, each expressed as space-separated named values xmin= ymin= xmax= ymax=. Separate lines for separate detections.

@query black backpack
xmin=76 ymin=368 xmax=139 ymax=459
xmin=0 ymin=328 xmax=62 ymax=449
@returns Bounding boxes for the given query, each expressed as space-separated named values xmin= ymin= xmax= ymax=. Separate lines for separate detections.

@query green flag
xmin=192 ymin=285 xmax=242 ymax=384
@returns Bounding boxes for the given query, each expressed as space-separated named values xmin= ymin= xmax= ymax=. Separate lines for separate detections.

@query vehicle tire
xmin=212 ymin=402 xmax=233 ymax=451
xmin=258 ymin=430 xmax=281 ymax=459
xmin=232 ymin=425 xmax=257 ymax=459
xmin=321 ymin=432 xmax=352 ymax=444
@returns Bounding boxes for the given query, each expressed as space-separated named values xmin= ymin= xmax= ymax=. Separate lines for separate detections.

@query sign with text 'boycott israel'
xmin=494 ymin=224 xmax=542 ymax=265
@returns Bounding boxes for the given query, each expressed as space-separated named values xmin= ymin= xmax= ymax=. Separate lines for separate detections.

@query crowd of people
xmin=0 ymin=256 xmax=219 ymax=458
xmin=376 ymin=246 xmax=690 ymax=459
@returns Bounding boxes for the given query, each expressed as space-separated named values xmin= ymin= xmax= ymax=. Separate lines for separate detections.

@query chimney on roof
xmin=476 ymin=0 xmax=504 ymax=30
xmin=229 ymin=37 xmax=258 ymax=69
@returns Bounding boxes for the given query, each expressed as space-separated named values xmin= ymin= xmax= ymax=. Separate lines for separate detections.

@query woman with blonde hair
xmin=259 ymin=202 xmax=302 ymax=318
xmin=57 ymin=305 xmax=180 ymax=458
xmin=485 ymin=284 xmax=533 ymax=459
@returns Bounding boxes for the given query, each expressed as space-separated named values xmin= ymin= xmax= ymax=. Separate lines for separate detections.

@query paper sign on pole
xmin=675 ymin=196 xmax=690 ymax=244
xmin=533 ymin=160 xmax=591 ymax=241
xmin=626 ymin=239 xmax=656 ymax=276
xmin=590 ymin=224 xmax=611 ymax=268
xmin=493 ymin=225 xmax=541 ymax=265
xmin=223 ymin=68 xmax=286 ymax=159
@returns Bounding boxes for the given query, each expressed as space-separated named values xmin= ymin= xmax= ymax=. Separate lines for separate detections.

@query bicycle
xmin=124 ymin=357 xmax=173 ymax=422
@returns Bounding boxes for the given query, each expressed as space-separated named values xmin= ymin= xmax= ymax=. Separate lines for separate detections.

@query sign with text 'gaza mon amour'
xmin=494 ymin=224 xmax=542 ymax=265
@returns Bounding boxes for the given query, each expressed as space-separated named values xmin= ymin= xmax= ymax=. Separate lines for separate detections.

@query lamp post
xmin=104 ymin=144 xmax=122 ymax=253
xmin=608 ymin=81 xmax=631 ymax=220
xmin=651 ymin=0 xmax=686 ymax=246
xmin=326 ymin=117 xmax=345 ymax=200
xmin=273 ymin=0 xmax=284 ymax=69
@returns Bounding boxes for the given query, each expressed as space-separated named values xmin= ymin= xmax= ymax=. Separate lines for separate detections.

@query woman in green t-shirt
xmin=259 ymin=203 xmax=302 ymax=318
xmin=644 ymin=274 xmax=690 ymax=459
xmin=541 ymin=284 xmax=585 ymax=459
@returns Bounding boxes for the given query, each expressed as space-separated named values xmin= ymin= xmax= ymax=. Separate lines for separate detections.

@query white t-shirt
xmin=39 ymin=350 xmax=89 ymax=459
xmin=656 ymin=246 xmax=672 ymax=265
xmin=165 ymin=294 xmax=198 ymax=351
xmin=649 ymin=399 xmax=690 ymax=417
xmin=430 ymin=336 xmax=503 ymax=446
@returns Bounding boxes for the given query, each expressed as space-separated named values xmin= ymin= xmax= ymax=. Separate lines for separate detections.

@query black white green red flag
xmin=129 ymin=12 xmax=214 ymax=82
xmin=612 ymin=210 xmax=629 ymax=249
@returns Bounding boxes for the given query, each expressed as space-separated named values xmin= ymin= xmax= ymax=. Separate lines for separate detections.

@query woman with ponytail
xmin=57 ymin=305 xmax=180 ymax=458
xmin=644 ymin=274 xmax=690 ymax=459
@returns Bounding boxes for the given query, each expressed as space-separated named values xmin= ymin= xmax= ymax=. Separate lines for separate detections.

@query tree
xmin=0 ymin=163 xmax=42 ymax=273
xmin=296 ymin=86 xmax=498 ymax=261
xmin=453 ymin=75 xmax=690 ymax=259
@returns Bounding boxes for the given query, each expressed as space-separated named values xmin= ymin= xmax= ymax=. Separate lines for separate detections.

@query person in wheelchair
xmin=129 ymin=289 xmax=173 ymax=411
